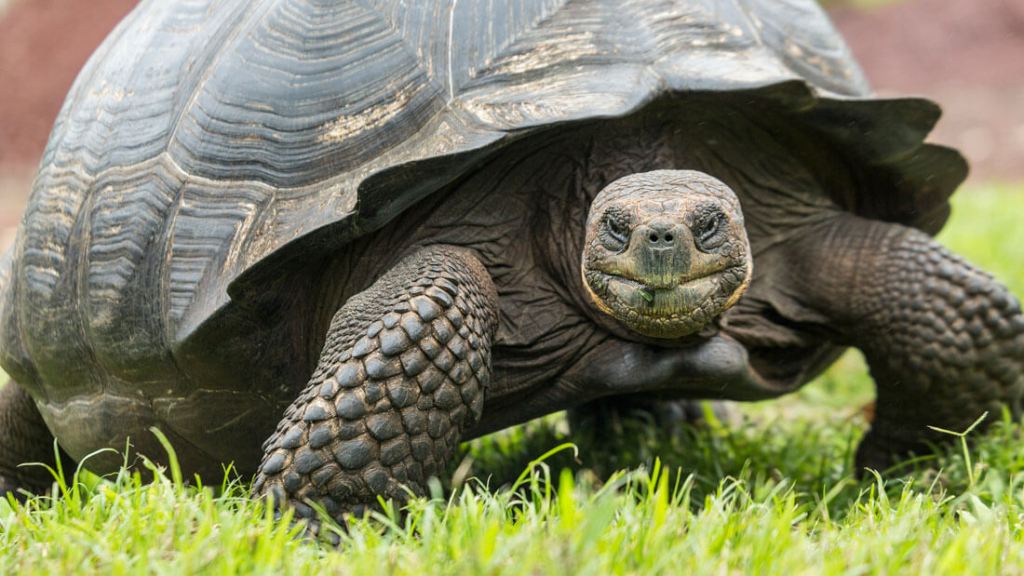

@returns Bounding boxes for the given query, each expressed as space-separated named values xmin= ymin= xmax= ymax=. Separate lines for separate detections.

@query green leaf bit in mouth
xmin=638 ymin=287 xmax=654 ymax=303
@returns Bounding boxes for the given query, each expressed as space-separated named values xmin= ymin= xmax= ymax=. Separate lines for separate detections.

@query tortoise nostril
xmin=646 ymin=222 xmax=680 ymax=245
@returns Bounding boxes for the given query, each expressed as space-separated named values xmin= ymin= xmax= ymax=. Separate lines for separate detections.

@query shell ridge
xmin=3 ymin=0 xmax=967 ymax=394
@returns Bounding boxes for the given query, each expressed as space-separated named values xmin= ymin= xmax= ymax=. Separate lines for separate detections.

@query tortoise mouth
xmin=600 ymin=269 xmax=726 ymax=317
xmin=583 ymin=261 xmax=750 ymax=339
xmin=585 ymin=266 xmax=737 ymax=338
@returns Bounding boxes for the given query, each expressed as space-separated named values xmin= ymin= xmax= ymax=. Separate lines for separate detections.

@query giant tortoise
xmin=1 ymin=0 xmax=1022 ymax=526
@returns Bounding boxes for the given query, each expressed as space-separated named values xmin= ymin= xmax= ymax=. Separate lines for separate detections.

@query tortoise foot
xmin=253 ymin=245 xmax=498 ymax=525
xmin=0 ymin=380 xmax=77 ymax=500
xmin=569 ymin=396 xmax=734 ymax=441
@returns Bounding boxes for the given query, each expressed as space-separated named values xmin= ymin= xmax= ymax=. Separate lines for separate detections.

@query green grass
xmin=3 ymin=183 xmax=1024 ymax=574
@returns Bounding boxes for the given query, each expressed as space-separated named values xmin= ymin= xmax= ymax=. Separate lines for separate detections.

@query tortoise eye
xmin=602 ymin=212 xmax=630 ymax=250
xmin=696 ymin=212 xmax=726 ymax=251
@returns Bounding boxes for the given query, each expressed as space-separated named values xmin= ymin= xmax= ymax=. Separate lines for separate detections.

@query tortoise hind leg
xmin=253 ymin=245 xmax=498 ymax=526
xmin=0 ymin=380 xmax=77 ymax=498
xmin=568 ymin=397 xmax=733 ymax=441
xmin=786 ymin=215 xmax=1024 ymax=473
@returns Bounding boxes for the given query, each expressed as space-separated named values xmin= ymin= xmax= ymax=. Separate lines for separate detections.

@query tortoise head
xmin=581 ymin=170 xmax=752 ymax=339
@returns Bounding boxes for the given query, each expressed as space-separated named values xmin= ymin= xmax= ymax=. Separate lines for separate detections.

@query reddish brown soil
xmin=831 ymin=0 xmax=1024 ymax=181
xmin=0 ymin=0 xmax=136 ymax=248
xmin=832 ymin=0 xmax=1024 ymax=91
xmin=0 ymin=0 xmax=1022 ymax=253
xmin=0 ymin=0 xmax=137 ymax=166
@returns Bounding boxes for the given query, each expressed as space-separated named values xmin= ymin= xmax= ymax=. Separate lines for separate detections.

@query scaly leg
xmin=253 ymin=246 xmax=498 ymax=524
xmin=468 ymin=334 xmax=763 ymax=440
xmin=0 ymin=381 xmax=77 ymax=498
xmin=567 ymin=396 xmax=733 ymax=441
xmin=789 ymin=215 xmax=1024 ymax=472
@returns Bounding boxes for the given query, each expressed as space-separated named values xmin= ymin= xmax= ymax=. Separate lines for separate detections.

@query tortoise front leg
xmin=791 ymin=215 xmax=1024 ymax=472
xmin=467 ymin=334 xmax=766 ymax=439
xmin=253 ymin=246 xmax=498 ymax=526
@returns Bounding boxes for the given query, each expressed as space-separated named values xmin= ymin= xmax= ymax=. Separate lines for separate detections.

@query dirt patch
xmin=0 ymin=0 xmax=135 ymax=252
xmin=832 ymin=0 xmax=1024 ymax=91
xmin=0 ymin=165 xmax=31 ymax=254
xmin=0 ymin=0 xmax=136 ymax=166
xmin=832 ymin=0 xmax=1024 ymax=181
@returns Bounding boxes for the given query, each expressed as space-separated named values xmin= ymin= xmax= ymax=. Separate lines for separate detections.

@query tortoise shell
xmin=1 ymin=0 xmax=964 ymax=415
